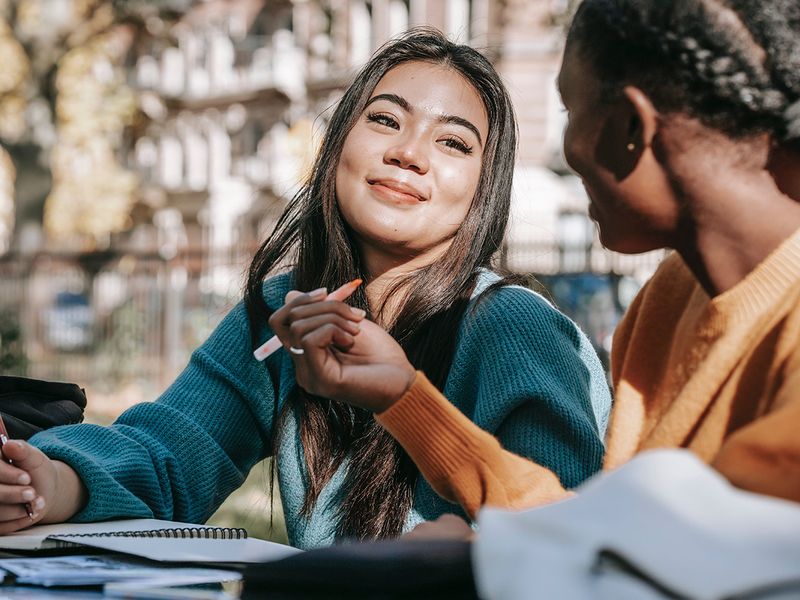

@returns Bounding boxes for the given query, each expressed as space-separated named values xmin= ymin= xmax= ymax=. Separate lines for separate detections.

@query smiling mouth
xmin=367 ymin=180 xmax=427 ymax=203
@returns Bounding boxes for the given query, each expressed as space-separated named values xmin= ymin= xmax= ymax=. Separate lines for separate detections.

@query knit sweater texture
xmin=30 ymin=271 xmax=610 ymax=549
xmin=378 ymin=229 xmax=800 ymax=515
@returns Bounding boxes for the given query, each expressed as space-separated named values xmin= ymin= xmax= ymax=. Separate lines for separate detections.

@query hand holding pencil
xmin=254 ymin=279 xmax=364 ymax=361
xmin=267 ymin=279 xmax=416 ymax=413
xmin=0 ymin=423 xmax=88 ymax=534
xmin=0 ymin=415 xmax=34 ymax=520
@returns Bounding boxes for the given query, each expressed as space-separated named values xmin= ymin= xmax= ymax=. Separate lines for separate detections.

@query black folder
xmin=241 ymin=539 xmax=477 ymax=599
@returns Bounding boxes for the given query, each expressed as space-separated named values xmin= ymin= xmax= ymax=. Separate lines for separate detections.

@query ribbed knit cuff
xmin=375 ymin=371 xmax=489 ymax=484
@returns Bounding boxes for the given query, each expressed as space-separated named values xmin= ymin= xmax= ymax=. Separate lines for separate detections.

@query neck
xmin=360 ymin=241 xmax=451 ymax=325
xmin=674 ymin=171 xmax=800 ymax=297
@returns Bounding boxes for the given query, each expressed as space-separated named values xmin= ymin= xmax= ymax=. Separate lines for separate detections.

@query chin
xmin=599 ymin=234 xmax=664 ymax=255
xmin=594 ymin=223 xmax=648 ymax=254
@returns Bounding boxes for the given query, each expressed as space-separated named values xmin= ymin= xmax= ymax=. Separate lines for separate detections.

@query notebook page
xmin=51 ymin=535 xmax=303 ymax=564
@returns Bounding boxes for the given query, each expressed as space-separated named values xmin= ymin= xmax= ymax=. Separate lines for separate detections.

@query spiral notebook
xmin=0 ymin=519 xmax=245 ymax=551
xmin=0 ymin=518 xmax=300 ymax=564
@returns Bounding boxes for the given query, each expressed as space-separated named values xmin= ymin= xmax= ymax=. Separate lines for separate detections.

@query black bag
xmin=241 ymin=539 xmax=477 ymax=599
xmin=0 ymin=376 xmax=87 ymax=440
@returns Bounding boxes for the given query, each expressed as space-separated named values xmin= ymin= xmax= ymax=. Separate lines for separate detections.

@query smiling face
xmin=335 ymin=60 xmax=488 ymax=268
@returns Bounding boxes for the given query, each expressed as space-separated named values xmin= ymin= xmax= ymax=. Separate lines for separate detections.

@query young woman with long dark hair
xmin=272 ymin=0 xmax=800 ymax=521
xmin=0 ymin=28 xmax=611 ymax=547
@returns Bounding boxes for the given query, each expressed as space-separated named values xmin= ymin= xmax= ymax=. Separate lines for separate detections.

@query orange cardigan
xmin=377 ymin=230 xmax=800 ymax=518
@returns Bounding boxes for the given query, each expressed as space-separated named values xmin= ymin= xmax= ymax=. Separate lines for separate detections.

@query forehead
xmin=372 ymin=61 xmax=489 ymax=136
xmin=558 ymin=44 xmax=592 ymax=100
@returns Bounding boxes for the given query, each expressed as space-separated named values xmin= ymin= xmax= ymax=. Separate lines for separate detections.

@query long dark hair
xmin=568 ymin=0 xmax=800 ymax=146
xmin=244 ymin=27 xmax=517 ymax=541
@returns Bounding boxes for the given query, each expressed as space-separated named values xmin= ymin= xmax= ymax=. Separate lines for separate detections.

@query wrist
xmin=43 ymin=461 xmax=87 ymax=523
xmin=376 ymin=367 xmax=417 ymax=414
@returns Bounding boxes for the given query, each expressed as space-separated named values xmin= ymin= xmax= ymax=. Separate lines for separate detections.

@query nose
xmin=384 ymin=133 xmax=429 ymax=174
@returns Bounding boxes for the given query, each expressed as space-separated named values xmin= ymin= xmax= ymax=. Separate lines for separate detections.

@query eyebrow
xmin=364 ymin=93 xmax=483 ymax=147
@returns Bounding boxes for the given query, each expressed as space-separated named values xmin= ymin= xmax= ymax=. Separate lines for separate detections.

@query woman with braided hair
xmin=270 ymin=0 xmax=800 ymax=527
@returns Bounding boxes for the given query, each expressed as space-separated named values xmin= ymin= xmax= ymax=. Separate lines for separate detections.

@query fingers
xmin=0 ymin=511 xmax=43 ymax=535
xmin=2 ymin=440 xmax=45 ymax=473
xmin=402 ymin=514 xmax=474 ymax=542
xmin=0 ymin=483 xmax=36 ymax=506
xmin=300 ymin=323 xmax=357 ymax=353
xmin=268 ymin=288 xmax=324 ymax=340
xmin=269 ymin=288 xmax=365 ymax=350
xmin=284 ymin=298 xmax=365 ymax=329
xmin=0 ymin=440 xmax=36 ymax=485
xmin=289 ymin=323 xmax=357 ymax=397
xmin=0 ymin=440 xmax=48 ymax=526
xmin=289 ymin=313 xmax=361 ymax=344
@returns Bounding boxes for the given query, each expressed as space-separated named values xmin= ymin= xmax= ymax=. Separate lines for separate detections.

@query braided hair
xmin=568 ymin=0 xmax=800 ymax=146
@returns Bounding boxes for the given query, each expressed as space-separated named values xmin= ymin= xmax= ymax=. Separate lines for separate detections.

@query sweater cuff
xmin=375 ymin=371 xmax=485 ymax=485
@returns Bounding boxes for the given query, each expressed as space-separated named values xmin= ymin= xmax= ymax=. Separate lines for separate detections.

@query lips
xmin=367 ymin=178 xmax=428 ymax=203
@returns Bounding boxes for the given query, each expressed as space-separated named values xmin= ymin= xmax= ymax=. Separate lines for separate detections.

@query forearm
xmin=376 ymin=372 xmax=572 ymax=519
xmin=42 ymin=460 xmax=87 ymax=523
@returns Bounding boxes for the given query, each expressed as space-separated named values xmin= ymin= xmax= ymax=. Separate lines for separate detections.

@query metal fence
xmin=0 ymin=241 xmax=665 ymax=408
xmin=0 ymin=249 xmax=247 ymax=405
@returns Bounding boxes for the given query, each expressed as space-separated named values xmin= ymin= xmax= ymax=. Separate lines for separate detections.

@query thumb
xmin=2 ymin=440 xmax=45 ymax=470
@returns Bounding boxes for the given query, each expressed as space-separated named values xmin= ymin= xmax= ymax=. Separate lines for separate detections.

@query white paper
xmin=51 ymin=535 xmax=302 ymax=564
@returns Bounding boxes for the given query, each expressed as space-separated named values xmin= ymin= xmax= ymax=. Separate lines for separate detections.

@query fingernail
xmin=350 ymin=307 xmax=366 ymax=318
xmin=22 ymin=489 xmax=34 ymax=501
xmin=33 ymin=497 xmax=45 ymax=510
xmin=18 ymin=473 xmax=30 ymax=485
xmin=309 ymin=287 xmax=327 ymax=299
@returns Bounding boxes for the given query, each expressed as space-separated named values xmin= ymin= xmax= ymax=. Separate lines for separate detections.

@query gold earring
xmin=626 ymin=142 xmax=635 ymax=151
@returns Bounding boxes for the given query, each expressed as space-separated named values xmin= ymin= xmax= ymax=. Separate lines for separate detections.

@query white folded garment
xmin=473 ymin=449 xmax=800 ymax=600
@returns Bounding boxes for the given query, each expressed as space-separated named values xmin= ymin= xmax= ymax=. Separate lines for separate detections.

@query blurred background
xmin=0 ymin=0 xmax=664 ymax=540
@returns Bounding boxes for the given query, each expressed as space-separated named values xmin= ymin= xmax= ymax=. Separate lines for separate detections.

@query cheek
xmin=438 ymin=159 xmax=482 ymax=208
xmin=336 ymin=138 xmax=362 ymax=196
xmin=563 ymin=127 xmax=587 ymax=177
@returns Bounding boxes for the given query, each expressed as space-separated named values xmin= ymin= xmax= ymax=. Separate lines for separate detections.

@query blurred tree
xmin=0 ymin=0 xmax=193 ymax=251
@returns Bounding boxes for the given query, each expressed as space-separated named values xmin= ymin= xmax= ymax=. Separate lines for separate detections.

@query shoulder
xmin=200 ymin=271 xmax=295 ymax=353
xmin=467 ymin=279 xmax=582 ymax=346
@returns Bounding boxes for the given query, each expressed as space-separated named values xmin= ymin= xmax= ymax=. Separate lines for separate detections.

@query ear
xmin=593 ymin=85 xmax=660 ymax=181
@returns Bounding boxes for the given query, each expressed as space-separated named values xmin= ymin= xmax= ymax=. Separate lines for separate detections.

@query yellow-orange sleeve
xmin=375 ymin=371 xmax=572 ymax=519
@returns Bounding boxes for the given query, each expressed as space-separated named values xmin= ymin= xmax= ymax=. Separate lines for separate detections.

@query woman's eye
xmin=441 ymin=136 xmax=473 ymax=155
xmin=366 ymin=112 xmax=399 ymax=129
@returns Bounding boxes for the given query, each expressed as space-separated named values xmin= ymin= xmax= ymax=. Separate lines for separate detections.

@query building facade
xmin=124 ymin=0 xmax=662 ymax=288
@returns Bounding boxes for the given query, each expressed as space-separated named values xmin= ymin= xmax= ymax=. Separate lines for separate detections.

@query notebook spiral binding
xmin=64 ymin=526 xmax=248 ymax=540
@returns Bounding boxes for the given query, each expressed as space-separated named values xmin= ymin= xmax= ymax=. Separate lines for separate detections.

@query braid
xmin=724 ymin=0 xmax=800 ymax=143
xmin=570 ymin=0 xmax=800 ymax=141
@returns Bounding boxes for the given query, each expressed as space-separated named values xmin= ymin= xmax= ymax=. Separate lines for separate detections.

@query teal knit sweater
xmin=30 ymin=272 xmax=610 ymax=549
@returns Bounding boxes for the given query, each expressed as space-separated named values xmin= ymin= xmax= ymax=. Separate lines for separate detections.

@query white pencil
xmin=253 ymin=278 xmax=363 ymax=361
